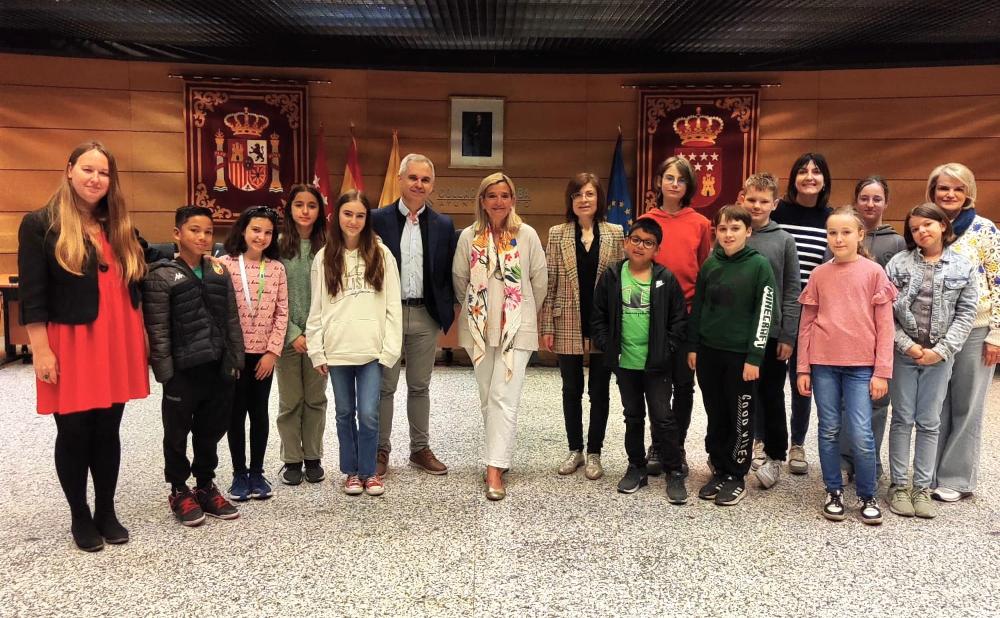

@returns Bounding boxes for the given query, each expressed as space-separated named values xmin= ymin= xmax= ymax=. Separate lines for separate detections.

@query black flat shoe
xmin=94 ymin=512 xmax=129 ymax=545
xmin=71 ymin=516 xmax=105 ymax=553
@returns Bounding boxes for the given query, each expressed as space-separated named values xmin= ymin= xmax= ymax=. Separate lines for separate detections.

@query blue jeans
xmin=329 ymin=361 xmax=383 ymax=479
xmin=812 ymin=365 xmax=877 ymax=499
xmin=788 ymin=344 xmax=812 ymax=445
xmin=889 ymin=351 xmax=954 ymax=488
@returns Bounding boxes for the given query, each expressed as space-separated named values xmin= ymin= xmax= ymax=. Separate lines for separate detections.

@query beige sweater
xmin=452 ymin=223 xmax=548 ymax=352
xmin=305 ymin=242 xmax=402 ymax=368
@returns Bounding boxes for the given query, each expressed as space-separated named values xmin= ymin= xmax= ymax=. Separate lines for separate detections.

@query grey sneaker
xmin=279 ymin=463 xmax=303 ymax=486
xmin=755 ymin=457 xmax=781 ymax=489
xmin=912 ymin=487 xmax=938 ymax=519
xmin=558 ymin=450 xmax=584 ymax=475
xmin=788 ymin=444 xmax=808 ymax=475
xmin=888 ymin=484 xmax=914 ymax=517
xmin=750 ymin=440 xmax=766 ymax=471
xmin=584 ymin=454 xmax=604 ymax=480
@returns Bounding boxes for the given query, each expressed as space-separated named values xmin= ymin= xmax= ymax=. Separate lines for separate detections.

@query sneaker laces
xmin=174 ymin=492 xmax=200 ymax=515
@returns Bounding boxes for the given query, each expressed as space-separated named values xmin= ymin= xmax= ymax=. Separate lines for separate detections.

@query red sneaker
xmin=169 ymin=488 xmax=206 ymax=527
xmin=364 ymin=475 xmax=385 ymax=497
xmin=343 ymin=475 xmax=364 ymax=496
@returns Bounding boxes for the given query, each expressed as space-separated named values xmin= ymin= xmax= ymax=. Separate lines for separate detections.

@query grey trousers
xmin=275 ymin=346 xmax=329 ymax=463
xmin=936 ymin=326 xmax=996 ymax=493
xmin=378 ymin=305 xmax=439 ymax=454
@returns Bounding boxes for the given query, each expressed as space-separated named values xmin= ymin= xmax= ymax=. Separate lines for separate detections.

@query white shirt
xmin=398 ymin=200 xmax=425 ymax=300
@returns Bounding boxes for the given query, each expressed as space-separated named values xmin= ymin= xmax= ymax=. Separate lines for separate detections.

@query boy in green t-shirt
xmin=591 ymin=219 xmax=689 ymax=503
xmin=687 ymin=204 xmax=776 ymax=507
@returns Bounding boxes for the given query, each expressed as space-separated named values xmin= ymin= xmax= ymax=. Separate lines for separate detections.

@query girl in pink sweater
xmin=220 ymin=206 xmax=288 ymax=502
xmin=796 ymin=206 xmax=896 ymax=526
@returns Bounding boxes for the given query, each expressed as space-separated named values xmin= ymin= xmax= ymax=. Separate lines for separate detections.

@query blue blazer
xmin=371 ymin=202 xmax=458 ymax=333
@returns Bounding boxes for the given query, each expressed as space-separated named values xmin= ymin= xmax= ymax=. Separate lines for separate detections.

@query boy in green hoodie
xmin=687 ymin=204 xmax=776 ymax=506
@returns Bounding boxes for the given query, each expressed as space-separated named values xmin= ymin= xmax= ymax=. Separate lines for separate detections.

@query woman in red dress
xmin=17 ymin=141 xmax=150 ymax=552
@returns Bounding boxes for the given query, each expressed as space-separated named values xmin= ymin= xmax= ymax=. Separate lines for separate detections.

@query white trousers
xmin=466 ymin=346 xmax=531 ymax=469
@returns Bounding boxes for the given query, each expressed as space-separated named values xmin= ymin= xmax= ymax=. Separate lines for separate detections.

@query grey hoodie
xmin=747 ymin=221 xmax=801 ymax=344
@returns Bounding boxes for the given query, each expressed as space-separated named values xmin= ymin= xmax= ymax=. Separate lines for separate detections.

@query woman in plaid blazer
xmin=540 ymin=173 xmax=625 ymax=480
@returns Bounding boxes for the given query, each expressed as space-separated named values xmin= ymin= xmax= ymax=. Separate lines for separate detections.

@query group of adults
xmin=17 ymin=140 xmax=996 ymax=548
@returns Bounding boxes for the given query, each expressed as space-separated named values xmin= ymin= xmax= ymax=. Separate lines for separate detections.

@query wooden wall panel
xmin=0 ymin=86 xmax=132 ymax=130
xmin=816 ymin=97 xmax=1000 ymax=139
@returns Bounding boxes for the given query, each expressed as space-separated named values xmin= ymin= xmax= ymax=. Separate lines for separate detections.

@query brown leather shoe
xmin=409 ymin=447 xmax=448 ymax=475
xmin=376 ymin=448 xmax=389 ymax=477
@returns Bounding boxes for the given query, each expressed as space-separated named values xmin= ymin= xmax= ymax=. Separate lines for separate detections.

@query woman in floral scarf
xmin=453 ymin=172 xmax=547 ymax=500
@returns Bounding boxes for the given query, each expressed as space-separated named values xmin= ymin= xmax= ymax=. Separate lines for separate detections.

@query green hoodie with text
xmin=687 ymin=244 xmax=776 ymax=366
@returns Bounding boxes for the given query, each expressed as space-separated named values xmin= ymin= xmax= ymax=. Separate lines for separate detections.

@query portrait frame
xmin=449 ymin=96 xmax=504 ymax=169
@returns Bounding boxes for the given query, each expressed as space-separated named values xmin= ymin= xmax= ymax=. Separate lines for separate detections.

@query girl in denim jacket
xmin=884 ymin=203 xmax=978 ymax=519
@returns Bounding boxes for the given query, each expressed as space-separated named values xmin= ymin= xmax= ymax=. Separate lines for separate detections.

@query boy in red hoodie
xmin=639 ymin=155 xmax=713 ymax=475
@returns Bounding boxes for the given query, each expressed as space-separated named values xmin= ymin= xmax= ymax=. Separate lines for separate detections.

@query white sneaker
xmin=788 ymin=444 xmax=808 ymax=475
xmin=558 ymin=450 xmax=584 ymax=475
xmin=931 ymin=487 xmax=964 ymax=502
xmin=755 ymin=457 xmax=781 ymax=489
xmin=750 ymin=440 xmax=766 ymax=471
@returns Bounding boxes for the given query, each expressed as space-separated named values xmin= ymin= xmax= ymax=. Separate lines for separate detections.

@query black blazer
xmin=591 ymin=259 xmax=688 ymax=371
xmin=17 ymin=207 xmax=162 ymax=325
xmin=371 ymin=201 xmax=458 ymax=333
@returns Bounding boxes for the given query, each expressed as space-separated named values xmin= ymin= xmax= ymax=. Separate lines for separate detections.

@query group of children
xmin=596 ymin=155 xmax=979 ymax=526
xmin=144 ymin=154 xmax=980 ymax=528
xmin=145 ymin=185 xmax=400 ymax=526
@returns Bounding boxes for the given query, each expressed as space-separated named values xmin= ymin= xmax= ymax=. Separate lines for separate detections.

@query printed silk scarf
xmin=466 ymin=226 xmax=523 ymax=381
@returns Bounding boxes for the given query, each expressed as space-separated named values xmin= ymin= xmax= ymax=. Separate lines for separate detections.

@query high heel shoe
xmin=484 ymin=467 xmax=507 ymax=501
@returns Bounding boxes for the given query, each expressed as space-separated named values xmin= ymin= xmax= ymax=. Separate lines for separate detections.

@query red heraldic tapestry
xmin=185 ymin=81 xmax=308 ymax=222
xmin=636 ymin=89 xmax=760 ymax=222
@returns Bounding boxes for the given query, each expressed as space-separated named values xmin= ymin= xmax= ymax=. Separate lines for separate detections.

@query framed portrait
xmin=449 ymin=96 xmax=504 ymax=168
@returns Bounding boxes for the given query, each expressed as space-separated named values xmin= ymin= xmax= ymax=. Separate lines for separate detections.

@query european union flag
xmin=606 ymin=131 xmax=633 ymax=235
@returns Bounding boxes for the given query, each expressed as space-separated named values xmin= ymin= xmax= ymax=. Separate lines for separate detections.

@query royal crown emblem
xmin=672 ymin=106 xmax=724 ymax=146
xmin=224 ymin=107 xmax=270 ymax=137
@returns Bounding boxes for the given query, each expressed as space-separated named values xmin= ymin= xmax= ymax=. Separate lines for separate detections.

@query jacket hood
xmin=643 ymin=206 xmax=698 ymax=221
xmin=868 ymin=224 xmax=898 ymax=236
xmin=712 ymin=244 xmax=759 ymax=262
xmin=753 ymin=220 xmax=781 ymax=234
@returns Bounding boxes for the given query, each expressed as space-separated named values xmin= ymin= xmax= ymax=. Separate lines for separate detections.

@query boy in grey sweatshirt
xmin=740 ymin=173 xmax=801 ymax=489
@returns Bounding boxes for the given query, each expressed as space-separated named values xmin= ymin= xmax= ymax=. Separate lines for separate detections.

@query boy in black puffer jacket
xmin=143 ymin=206 xmax=244 ymax=527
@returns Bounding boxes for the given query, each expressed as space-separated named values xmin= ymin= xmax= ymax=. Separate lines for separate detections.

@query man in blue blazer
xmin=371 ymin=153 xmax=457 ymax=477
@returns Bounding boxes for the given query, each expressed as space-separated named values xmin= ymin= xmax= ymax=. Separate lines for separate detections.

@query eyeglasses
xmin=627 ymin=236 xmax=656 ymax=249
xmin=662 ymin=174 xmax=688 ymax=186
xmin=571 ymin=190 xmax=598 ymax=201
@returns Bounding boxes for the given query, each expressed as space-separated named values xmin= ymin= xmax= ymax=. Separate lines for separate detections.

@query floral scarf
xmin=467 ymin=226 xmax=523 ymax=381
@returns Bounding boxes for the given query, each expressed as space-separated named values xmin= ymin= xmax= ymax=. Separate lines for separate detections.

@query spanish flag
xmin=339 ymin=133 xmax=364 ymax=195
xmin=378 ymin=130 xmax=401 ymax=207
xmin=311 ymin=124 xmax=331 ymax=206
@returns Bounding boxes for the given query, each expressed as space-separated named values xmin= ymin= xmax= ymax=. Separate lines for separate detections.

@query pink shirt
xmin=219 ymin=255 xmax=288 ymax=356
xmin=796 ymin=257 xmax=897 ymax=379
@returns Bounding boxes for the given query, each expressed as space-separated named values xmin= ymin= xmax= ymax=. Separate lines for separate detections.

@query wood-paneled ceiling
xmin=2 ymin=1 xmax=999 ymax=72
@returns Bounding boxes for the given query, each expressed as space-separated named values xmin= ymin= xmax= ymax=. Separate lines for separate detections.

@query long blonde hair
xmin=49 ymin=141 xmax=145 ymax=283
xmin=473 ymin=172 xmax=522 ymax=235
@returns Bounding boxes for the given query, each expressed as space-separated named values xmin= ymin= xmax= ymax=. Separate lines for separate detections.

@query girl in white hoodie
xmin=306 ymin=191 xmax=402 ymax=497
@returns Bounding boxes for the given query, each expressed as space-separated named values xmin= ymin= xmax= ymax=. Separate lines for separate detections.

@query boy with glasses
xmin=591 ymin=219 xmax=689 ymax=503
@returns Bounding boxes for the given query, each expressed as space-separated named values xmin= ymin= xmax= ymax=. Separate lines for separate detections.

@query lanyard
xmin=238 ymin=254 xmax=266 ymax=311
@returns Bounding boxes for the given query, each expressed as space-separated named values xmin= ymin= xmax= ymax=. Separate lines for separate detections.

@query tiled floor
xmin=0 ymin=363 xmax=997 ymax=617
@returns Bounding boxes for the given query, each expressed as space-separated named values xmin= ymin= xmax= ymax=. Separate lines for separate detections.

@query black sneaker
xmin=858 ymin=496 xmax=883 ymax=526
xmin=698 ymin=474 xmax=725 ymax=500
xmin=645 ymin=445 xmax=663 ymax=477
xmin=665 ymin=470 xmax=688 ymax=504
xmin=169 ymin=488 xmax=206 ymax=527
xmin=823 ymin=489 xmax=846 ymax=522
xmin=195 ymin=483 xmax=239 ymax=520
xmin=616 ymin=464 xmax=648 ymax=494
xmin=280 ymin=463 xmax=303 ymax=486
xmin=304 ymin=459 xmax=326 ymax=483
xmin=714 ymin=476 xmax=746 ymax=506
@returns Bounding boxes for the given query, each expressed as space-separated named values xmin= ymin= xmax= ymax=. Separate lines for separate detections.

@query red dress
xmin=36 ymin=233 xmax=150 ymax=414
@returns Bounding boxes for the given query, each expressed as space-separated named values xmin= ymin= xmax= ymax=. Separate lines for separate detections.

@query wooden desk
xmin=0 ymin=281 xmax=30 ymax=362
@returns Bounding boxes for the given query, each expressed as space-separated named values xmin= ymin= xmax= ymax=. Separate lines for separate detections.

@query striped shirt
xmin=771 ymin=198 xmax=831 ymax=284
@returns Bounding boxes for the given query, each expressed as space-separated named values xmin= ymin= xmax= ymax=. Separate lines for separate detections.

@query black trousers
xmin=696 ymin=346 xmax=757 ymax=478
xmin=557 ymin=352 xmax=612 ymax=453
xmin=228 ymin=352 xmax=274 ymax=474
xmin=53 ymin=404 xmax=125 ymax=519
xmin=754 ymin=338 xmax=789 ymax=461
xmin=163 ymin=362 xmax=234 ymax=487
xmin=616 ymin=368 xmax=683 ymax=472
xmin=650 ymin=351 xmax=695 ymax=455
